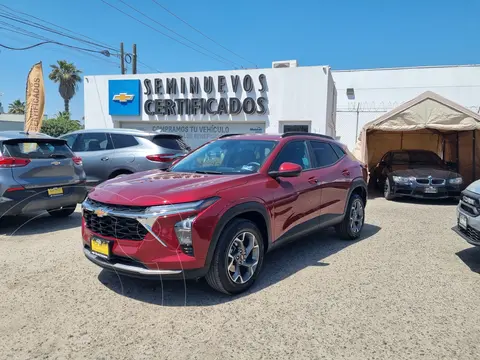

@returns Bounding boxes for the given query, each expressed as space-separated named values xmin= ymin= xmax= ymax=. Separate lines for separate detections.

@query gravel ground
xmin=1 ymin=195 xmax=480 ymax=360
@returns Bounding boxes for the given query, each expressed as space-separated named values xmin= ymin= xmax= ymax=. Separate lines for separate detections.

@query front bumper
xmin=454 ymin=194 xmax=480 ymax=246
xmin=391 ymin=181 xmax=461 ymax=199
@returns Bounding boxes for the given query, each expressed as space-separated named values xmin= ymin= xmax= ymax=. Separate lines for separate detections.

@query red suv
xmin=82 ymin=133 xmax=368 ymax=294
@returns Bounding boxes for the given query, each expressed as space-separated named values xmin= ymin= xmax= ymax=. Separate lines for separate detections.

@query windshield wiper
xmin=194 ymin=170 xmax=223 ymax=175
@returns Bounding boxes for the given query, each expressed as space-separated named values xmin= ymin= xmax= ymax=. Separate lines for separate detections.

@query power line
xmin=151 ymin=0 xmax=257 ymax=68
xmin=116 ymin=0 xmax=243 ymax=68
xmin=0 ymin=40 xmax=112 ymax=55
xmin=100 ymin=0 xmax=239 ymax=69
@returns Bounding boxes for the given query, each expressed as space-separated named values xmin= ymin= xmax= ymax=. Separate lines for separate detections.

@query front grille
xmin=458 ymin=225 xmax=480 ymax=245
xmin=86 ymin=198 xmax=148 ymax=213
xmin=431 ymin=179 xmax=445 ymax=185
xmin=416 ymin=178 xmax=429 ymax=184
xmin=461 ymin=204 xmax=476 ymax=216
xmin=84 ymin=209 xmax=147 ymax=240
xmin=415 ymin=178 xmax=445 ymax=185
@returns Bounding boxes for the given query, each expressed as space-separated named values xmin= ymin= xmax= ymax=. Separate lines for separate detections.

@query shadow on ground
xmin=0 ymin=211 xmax=81 ymax=236
xmin=98 ymin=223 xmax=381 ymax=307
xmin=456 ymin=246 xmax=480 ymax=273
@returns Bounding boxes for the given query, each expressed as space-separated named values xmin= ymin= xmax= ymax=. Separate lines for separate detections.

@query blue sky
xmin=0 ymin=0 xmax=479 ymax=120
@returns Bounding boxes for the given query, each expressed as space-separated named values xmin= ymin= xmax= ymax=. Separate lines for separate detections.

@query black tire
xmin=335 ymin=193 xmax=365 ymax=240
xmin=47 ymin=205 xmax=76 ymax=218
xmin=383 ymin=177 xmax=395 ymax=201
xmin=205 ymin=218 xmax=265 ymax=295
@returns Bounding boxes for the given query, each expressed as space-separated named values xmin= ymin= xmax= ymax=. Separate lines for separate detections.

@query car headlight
xmin=145 ymin=197 xmax=219 ymax=217
xmin=449 ymin=177 xmax=463 ymax=185
xmin=392 ymin=176 xmax=415 ymax=184
xmin=175 ymin=216 xmax=195 ymax=246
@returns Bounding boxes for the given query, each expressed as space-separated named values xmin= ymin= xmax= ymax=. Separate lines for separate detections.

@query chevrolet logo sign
xmin=112 ymin=93 xmax=135 ymax=103
xmin=94 ymin=208 xmax=108 ymax=217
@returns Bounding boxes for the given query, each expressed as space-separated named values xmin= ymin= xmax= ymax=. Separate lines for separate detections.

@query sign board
xmin=119 ymin=122 xmax=266 ymax=148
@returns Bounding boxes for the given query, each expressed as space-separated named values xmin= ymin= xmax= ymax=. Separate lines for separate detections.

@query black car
xmin=370 ymin=149 xmax=464 ymax=200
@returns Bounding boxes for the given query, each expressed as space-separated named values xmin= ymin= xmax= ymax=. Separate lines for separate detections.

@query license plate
xmin=424 ymin=186 xmax=438 ymax=194
xmin=47 ymin=187 xmax=63 ymax=196
xmin=91 ymin=237 xmax=110 ymax=258
xmin=459 ymin=214 xmax=468 ymax=229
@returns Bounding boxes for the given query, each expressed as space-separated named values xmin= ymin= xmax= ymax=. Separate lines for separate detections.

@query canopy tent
xmin=352 ymin=91 xmax=480 ymax=185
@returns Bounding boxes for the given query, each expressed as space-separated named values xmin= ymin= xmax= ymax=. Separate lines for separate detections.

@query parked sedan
xmin=370 ymin=149 xmax=464 ymax=200
xmin=0 ymin=131 xmax=87 ymax=217
xmin=59 ymin=129 xmax=190 ymax=186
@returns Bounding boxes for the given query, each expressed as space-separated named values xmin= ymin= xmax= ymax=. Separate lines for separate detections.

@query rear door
xmin=309 ymin=140 xmax=349 ymax=217
xmin=2 ymin=138 xmax=83 ymax=189
xmin=71 ymin=132 xmax=114 ymax=184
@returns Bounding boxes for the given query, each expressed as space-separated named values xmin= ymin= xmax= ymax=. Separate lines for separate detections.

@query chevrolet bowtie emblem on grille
xmin=112 ymin=93 xmax=135 ymax=103
xmin=94 ymin=208 xmax=108 ymax=217
xmin=51 ymin=161 xmax=61 ymax=166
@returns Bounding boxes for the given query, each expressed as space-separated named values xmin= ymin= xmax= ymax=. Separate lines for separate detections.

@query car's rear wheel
xmin=205 ymin=219 xmax=265 ymax=295
xmin=47 ymin=205 xmax=76 ymax=218
xmin=335 ymin=193 xmax=365 ymax=240
xmin=384 ymin=178 xmax=395 ymax=200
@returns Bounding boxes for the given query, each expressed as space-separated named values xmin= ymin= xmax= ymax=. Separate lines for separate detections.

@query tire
xmin=335 ymin=193 xmax=365 ymax=240
xmin=383 ymin=177 xmax=395 ymax=201
xmin=109 ymin=170 xmax=132 ymax=179
xmin=47 ymin=205 xmax=76 ymax=218
xmin=205 ymin=218 xmax=265 ymax=295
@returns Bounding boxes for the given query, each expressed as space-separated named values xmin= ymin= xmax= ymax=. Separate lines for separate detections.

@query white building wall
xmin=332 ymin=65 xmax=480 ymax=150
xmin=84 ymin=66 xmax=334 ymax=148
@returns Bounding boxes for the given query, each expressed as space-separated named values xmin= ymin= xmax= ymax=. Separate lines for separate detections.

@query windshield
xmin=391 ymin=151 xmax=444 ymax=167
xmin=2 ymin=139 xmax=74 ymax=159
xmin=170 ymin=139 xmax=278 ymax=174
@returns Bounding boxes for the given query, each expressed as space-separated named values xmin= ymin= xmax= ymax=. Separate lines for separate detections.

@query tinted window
xmin=171 ymin=140 xmax=277 ymax=174
xmin=2 ymin=140 xmax=73 ymax=159
xmin=331 ymin=143 xmax=346 ymax=158
xmin=391 ymin=151 xmax=443 ymax=166
xmin=310 ymin=141 xmax=339 ymax=167
xmin=111 ymin=133 xmax=138 ymax=149
xmin=72 ymin=133 xmax=112 ymax=152
xmin=270 ymin=141 xmax=311 ymax=171
xmin=152 ymin=135 xmax=190 ymax=151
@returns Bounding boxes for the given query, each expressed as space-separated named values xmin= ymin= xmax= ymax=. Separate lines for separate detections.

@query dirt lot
xmin=1 ymin=196 xmax=479 ymax=360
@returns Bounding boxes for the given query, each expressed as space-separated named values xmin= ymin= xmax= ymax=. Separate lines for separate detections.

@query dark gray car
xmin=0 ymin=131 xmax=87 ymax=218
xmin=59 ymin=129 xmax=190 ymax=186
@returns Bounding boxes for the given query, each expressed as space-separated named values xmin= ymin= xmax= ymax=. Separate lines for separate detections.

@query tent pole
xmin=473 ymin=130 xmax=476 ymax=181
xmin=355 ymin=103 xmax=360 ymax=141
xmin=400 ymin=132 xmax=403 ymax=149
xmin=456 ymin=132 xmax=459 ymax=173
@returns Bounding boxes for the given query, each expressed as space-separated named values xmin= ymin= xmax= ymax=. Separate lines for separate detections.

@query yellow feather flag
xmin=24 ymin=62 xmax=45 ymax=133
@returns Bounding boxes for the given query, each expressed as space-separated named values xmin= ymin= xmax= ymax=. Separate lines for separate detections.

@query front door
xmin=71 ymin=132 xmax=115 ymax=185
xmin=269 ymin=140 xmax=321 ymax=241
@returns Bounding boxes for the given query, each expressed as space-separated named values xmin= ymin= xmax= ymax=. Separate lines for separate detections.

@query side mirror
xmin=268 ymin=162 xmax=302 ymax=178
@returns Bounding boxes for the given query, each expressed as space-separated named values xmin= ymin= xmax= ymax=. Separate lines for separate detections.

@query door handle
xmin=101 ymin=156 xmax=109 ymax=161
xmin=342 ymin=169 xmax=350 ymax=177
xmin=308 ymin=177 xmax=319 ymax=184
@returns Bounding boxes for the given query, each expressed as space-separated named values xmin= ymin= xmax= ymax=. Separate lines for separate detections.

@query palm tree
xmin=48 ymin=60 xmax=82 ymax=113
xmin=8 ymin=99 xmax=25 ymax=114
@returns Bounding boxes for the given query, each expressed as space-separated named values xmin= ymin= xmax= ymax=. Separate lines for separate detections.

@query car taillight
xmin=0 ymin=156 xmax=30 ymax=168
xmin=146 ymin=154 xmax=175 ymax=162
xmin=72 ymin=156 xmax=83 ymax=165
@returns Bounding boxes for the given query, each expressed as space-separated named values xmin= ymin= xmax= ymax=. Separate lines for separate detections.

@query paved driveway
xmin=0 ymin=197 xmax=479 ymax=360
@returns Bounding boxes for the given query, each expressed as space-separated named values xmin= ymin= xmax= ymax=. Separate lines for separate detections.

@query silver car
xmin=0 ymin=131 xmax=87 ymax=218
xmin=59 ymin=129 xmax=190 ymax=186
xmin=454 ymin=180 xmax=480 ymax=246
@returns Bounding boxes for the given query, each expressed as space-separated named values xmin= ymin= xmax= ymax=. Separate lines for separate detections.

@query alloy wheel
xmin=384 ymin=179 xmax=390 ymax=197
xmin=349 ymin=199 xmax=364 ymax=234
xmin=226 ymin=231 xmax=260 ymax=284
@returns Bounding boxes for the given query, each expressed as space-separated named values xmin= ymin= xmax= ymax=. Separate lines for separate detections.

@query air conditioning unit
xmin=272 ymin=60 xmax=298 ymax=68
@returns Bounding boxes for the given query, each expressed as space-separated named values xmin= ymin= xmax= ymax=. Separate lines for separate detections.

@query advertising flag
xmin=24 ymin=62 xmax=45 ymax=133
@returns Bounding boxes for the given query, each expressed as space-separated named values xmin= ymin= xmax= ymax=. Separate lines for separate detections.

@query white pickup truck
xmin=454 ymin=180 xmax=480 ymax=246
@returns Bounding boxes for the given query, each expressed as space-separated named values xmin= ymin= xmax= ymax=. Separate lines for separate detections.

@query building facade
xmin=84 ymin=64 xmax=337 ymax=149
xmin=0 ymin=114 xmax=24 ymax=131
xmin=332 ymin=64 xmax=480 ymax=150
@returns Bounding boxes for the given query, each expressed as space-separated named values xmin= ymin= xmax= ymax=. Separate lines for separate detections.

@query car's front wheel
xmin=384 ymin=178 xmax=395 ymax=201
xmin=205 ymin=219 xmax=265 ymax=295
xmin=47 ymin=205 xmax=77 ymax=218
xmin=335 ymin=193 xmax=365 ymax=240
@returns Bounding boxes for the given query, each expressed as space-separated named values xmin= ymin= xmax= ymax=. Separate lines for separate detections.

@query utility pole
xmin=132 ymin=44 xmax=137 ymax=74
xmin=120 ymin=42 xmax=125 ymax=75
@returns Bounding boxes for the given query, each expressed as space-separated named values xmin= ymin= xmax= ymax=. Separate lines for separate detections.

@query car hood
xmin=88 ymin=170 xmax=249 ymax=206
xmin=391 ymin=168 xmax=461 ymax=179
xmin=465 ymin=180 xmax=480 ymax=195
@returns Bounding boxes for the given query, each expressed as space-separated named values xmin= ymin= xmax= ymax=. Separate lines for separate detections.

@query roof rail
xmin=218 ymin=133 xmax=244 ymax=139
xmin=281 ymin=132 xmax=334 ymax=140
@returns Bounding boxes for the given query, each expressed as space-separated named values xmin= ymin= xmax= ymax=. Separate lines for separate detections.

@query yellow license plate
xmin=91 ymin=238 xmax=110 ymax=257
xmin=47 ymin=187 xmax=63 ymax=196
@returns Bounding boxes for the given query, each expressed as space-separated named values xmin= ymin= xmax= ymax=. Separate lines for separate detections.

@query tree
xmin=40 ymin=111 xmax=82 ymax=137
xmin=48 ymin=60 xmax=82 ymax=113
xmin=8 ymin=99 xmax=25 ymax=114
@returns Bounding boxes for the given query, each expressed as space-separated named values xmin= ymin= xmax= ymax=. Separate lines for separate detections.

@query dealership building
xmin=84 ymin=62 xmax=480 ymax=150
